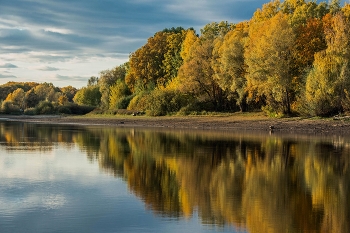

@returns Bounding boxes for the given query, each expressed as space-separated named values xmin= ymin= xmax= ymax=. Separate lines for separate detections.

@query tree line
xmin=0 ymin=82 xmax=94 ymax=115
xmin=2 ymin=0 xmax=350 ymax=117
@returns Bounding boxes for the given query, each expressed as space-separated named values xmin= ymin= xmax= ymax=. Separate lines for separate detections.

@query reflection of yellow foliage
xmin=5 ymin=123 xmax=344 ymax=233
xmin=4 ymin=132 xmax=13 ymax=143
xmin=179 ymin=187 xmax=192 ymax=218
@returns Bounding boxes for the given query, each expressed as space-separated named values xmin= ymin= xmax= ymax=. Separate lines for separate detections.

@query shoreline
xmin=1 ymin=113 xmax=350 ymax=136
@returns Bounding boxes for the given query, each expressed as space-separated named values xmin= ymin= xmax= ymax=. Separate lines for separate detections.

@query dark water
xmin=0 ymin=121 xmax=349 ymax=233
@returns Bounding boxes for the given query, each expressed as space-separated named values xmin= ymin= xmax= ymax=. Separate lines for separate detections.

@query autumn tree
xmin=0 ymin=82 xmax=38 ymax=101
xmin=24 ymin=89 xmax=40 ymax=108
xmin=161 ymin=29 xmax=187 ymax=86
xmin=5 ymin=88 xmax=25 ymax=109
xmin=251 ymin=0 xmax=281 ymax=23
xmin=60 ymin=86 xmax=78 ymax=102
xmin=58 ymin=95 xmax=68 ymax=105
xmin=33 ymin=83 xmax=58 ymax=102
xmin=213 ymin=22 xmax=249 ymax=111
xmin=177 ymin=22 xmax=233 ymax=111
xmin=126 ymin=31 xmax=169 ymax=92
xmin=180 ymin=29 xmax=198 ymax=61
xmin=246 ymin=12 xmax=295 ymax=115
xmin=304 ymin=12 xmax=350 ymax=116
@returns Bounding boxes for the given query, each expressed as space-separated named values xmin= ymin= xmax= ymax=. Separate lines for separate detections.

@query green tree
xmin=73 ymin=86 xmax=101 ymax=106
xmin=161 ymin=30 xmax=187 ymax=87
xmin=99 ymin=63 xmax=128 ymax=109
xmin=87 ymin=76 xmax=99 ymax=86
xmin=109 ymin=80 xmax=131 ymax=109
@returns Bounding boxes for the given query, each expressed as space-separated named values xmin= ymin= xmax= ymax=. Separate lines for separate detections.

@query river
xmin=0 ymin=120 xmax=349 ymax=233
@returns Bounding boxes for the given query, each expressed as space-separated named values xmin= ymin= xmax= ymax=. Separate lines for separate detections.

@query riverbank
xmin=1 ymin=112 xmax=350 ymax=135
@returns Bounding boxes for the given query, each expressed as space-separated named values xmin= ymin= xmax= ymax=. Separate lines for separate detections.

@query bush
xmin=127 ymin=92 xmax=149 ymax=112
xmin=64 ymin=103 xmax=95 ymax=115
xmin=116 ymin=95 xmax=134 ymax=109
xmin=1 ymin=100 xmax=21 ymax=114
xmin=24 ymin=108 xmax=37 ymax=115
xmin=176 ymin=100 xmax=208 ymax=115
xmin=57 ymin=105 xmax=72 ymax=114
xmin=35 ymin=101 xmax=55 ymax=114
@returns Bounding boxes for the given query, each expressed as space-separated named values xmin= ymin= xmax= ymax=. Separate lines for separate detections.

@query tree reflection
xmin=1 ymin=121 xmax=350 ymax=232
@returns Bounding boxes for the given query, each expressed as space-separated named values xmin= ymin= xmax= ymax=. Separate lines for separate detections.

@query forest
xmin=1 ymin=0 xmax=350 ymax=117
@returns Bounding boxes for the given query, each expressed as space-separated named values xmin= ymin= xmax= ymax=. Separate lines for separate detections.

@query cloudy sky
xmin=0 ymin=0 xmax=346 ymax=88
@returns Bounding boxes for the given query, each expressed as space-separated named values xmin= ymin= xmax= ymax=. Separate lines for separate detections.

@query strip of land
xmin=1 ymin=112 xmax=350 ymax=135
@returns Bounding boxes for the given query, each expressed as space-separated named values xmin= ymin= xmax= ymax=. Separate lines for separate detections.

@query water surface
xmin=0 ymin=121 xmax=349 ymax=233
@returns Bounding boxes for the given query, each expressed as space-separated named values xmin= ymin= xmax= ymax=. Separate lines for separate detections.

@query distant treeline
xmin=0 ymin=82 xmax=94 ymax=115
xmin=2 ymin=0 xmax=350 ymax=117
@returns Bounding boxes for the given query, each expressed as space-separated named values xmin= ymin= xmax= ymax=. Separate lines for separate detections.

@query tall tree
xmin=161 ymin=30 xmax=187 ymax=87
xmin=125 ymin=31 xmax=169 ymax=92
xmin=180 ymin=29 xmax=198 ymax=61
xmin=99 ymin=63 xmax=128 ymax=109
xmin=24 ymin=89 xmax=39 ymax=108
xmin=73 ymin=86 xmax=101 ymax=107
xmin=60 ymin=86 xmax=78 ymax=102
xmin=213 ymin=22 xmax=249 ymax=111
xmin=246 ymin=12 xmax=295 ymax=114
xmin=177 ymin=22 xmax=232 ymax=110
xmin=33 ymin=83 xmax=58 ymax=102
xmin=305 ymin=12 xmax=350 ymax=115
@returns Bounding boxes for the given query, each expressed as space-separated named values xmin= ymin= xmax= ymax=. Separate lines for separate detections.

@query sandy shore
xmin=1 ymin=113 xmax=350 ymax=135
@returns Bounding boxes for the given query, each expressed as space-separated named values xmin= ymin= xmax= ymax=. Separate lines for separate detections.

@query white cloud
xmin=0 ymin=63 xmax=18 ymax=68
xmin=44 ymin=28 xmax=73 ymax=35
xmin=37 ymin=66 xmax=60 ymax=71
xmin=0 ymin=74 xmax=17 ymax=79
xmin=0 ymin=0 xmax=271 ymax=88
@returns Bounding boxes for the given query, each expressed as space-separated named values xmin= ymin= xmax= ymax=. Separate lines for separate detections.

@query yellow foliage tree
xmin=305 ymin=12 xmax=350 ymax=116
xmin=246 ymin=12 xmax=295 ymax=115
xmin=213 ymin=22 xmax=249 ymax=111
xmin=5 ymin=88 xmax=25 ymax=109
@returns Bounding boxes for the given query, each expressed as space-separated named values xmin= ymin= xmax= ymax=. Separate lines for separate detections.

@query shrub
xmin=64 ymin=103 xmax=95 ymax=115
xmin=127 ymin=92 xmax=149 ymax=112
xmin=24 ymin=108 xmax=37 ymax=115
xmin=1 ymin=100 xmax=21 ymax=114
xmin=115 ymin=95 xmax=134 ymax=109
xmin=57 ymin=105 xmax=72 ymax=114
xmin=145 ymin=89 xmax=191 ymax=116
xmin=35 ymin=101 xmax=55 ymax=114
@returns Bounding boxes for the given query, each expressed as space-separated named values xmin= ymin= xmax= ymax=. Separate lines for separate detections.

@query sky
xmin=0 ymin=0 xmax=347 ymax=88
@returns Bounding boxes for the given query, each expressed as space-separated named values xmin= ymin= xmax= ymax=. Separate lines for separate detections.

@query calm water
xmin=0 ymin=121 xmax=349 ymax=233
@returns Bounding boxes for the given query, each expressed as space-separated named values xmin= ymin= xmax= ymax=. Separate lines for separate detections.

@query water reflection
xmin=1 ymin=121 xmax=350 ymax=233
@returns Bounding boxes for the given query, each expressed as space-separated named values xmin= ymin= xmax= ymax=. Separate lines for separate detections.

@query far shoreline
xmin=1 ymin=113 xmax=350 ymax=136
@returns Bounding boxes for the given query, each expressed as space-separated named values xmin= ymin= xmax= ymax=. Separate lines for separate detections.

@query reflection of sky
xmin=0 ymin=144 xmax=246 ymax=233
